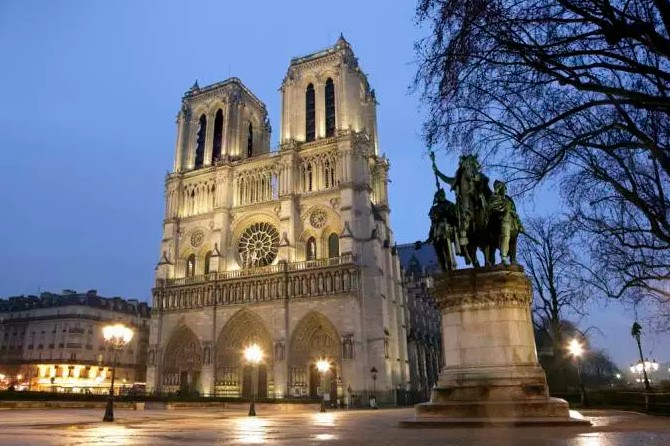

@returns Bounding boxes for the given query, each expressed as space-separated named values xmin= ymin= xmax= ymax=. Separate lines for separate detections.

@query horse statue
xmin=431 ymin=153 xmax=495 ymax=267
xmin=426 ymin=152 xmax=529 ymax=270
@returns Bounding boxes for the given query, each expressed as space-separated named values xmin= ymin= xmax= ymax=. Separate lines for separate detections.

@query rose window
xmin=309 ymin=210 xmax=328 ymax=228
xmin=190 ymin=230 xmax=204 ymax=247
xmin=238 ymin=222 xmax=280 ymax=268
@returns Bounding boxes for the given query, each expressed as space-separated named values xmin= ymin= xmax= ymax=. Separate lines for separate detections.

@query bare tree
xmin=520 ymin=216 xmax=589 ymax=389
xmin=581 ymin=349 xmax=619 ymax=387
xmin=414 ymin=0 xmax=670 ymax=302
xmin=520 ymin=216 xmax=587 ymax=343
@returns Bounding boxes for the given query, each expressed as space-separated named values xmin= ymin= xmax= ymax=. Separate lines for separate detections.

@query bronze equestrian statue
xmin=420 ymin=151 xmax=529 ymax=271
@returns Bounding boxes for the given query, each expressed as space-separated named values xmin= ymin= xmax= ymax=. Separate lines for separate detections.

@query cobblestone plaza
xmin=0 ymin=408 xmax=668 ymax=445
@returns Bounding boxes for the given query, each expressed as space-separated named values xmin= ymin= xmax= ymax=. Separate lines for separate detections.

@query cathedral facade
xmin=147 ymin=37 xmax=408 ymax=403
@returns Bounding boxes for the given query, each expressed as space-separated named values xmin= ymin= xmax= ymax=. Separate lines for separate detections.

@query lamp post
xmin=369 ymin=366 xmax=378 ymax=409
xmin=631 ymin=322 xmax=651 ymax=392
xmin=568 ymin=339 xmax=588 ymax=407
xmin=630 ymin=358 xmax=658 ymax=411
xmin=316 ymin=359 xmax=330 ymax=413
xmin=244 ymin=344 xmax=262 ymax=416
xmin=102 ymin=323 xmax=134 ymax=422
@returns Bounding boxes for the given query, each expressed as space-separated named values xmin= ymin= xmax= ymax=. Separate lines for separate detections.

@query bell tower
xmin=280 ymin=35 xmax=379 ymax=154
xmin=173 ymin=78 xmax=271 ymax=172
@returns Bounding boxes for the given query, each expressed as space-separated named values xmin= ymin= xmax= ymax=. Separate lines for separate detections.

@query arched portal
xmin=215 ymin=309 xmax=273 ymax=397
xmin=161 ymin=326 xmax=202 ymax=395
xmin=289 ymin=312 xmax=341 ymax=399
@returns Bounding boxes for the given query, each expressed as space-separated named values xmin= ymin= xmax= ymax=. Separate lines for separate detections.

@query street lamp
xmin=369 ymin=367 xmax=378 ymax=409
xmin=101 ymin=323 xmax=134 ymax=422
xmin=568 ymin=339 xmax=589 ymax=407
xmin=244 ymin=344 xmax=262 ymax=416
xmin=315 ymin=359 xmax=330 ymax=413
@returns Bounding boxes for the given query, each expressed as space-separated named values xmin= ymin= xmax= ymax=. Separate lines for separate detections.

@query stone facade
xmin=147 ymin=37 xmax=409 ymax=403
xmin=0 ymin=290 xmax=150 ymax=393
xmin=397 ymin=243 xmax=442 ymax=402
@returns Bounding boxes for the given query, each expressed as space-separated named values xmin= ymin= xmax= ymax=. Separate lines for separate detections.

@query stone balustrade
xmin=152 ymin=255 xmax=359 ymax=311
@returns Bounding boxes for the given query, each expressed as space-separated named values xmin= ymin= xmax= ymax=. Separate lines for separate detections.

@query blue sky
xmin=0 ymin=0 xmax=666 ymax=368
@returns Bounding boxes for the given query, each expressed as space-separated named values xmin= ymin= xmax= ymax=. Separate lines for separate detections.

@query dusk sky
xmin=0 ymin=1 xmax=667 ymax=368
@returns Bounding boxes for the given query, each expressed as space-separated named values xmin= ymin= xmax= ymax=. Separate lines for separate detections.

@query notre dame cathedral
xmin=146 ymin=36 xmax=409 ymax=403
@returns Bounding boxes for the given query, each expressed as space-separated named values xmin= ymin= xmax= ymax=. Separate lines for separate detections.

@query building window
xmin=306 ymin=237 xmax=317 ymax=261
xmin=328 ymin=233 xmax=339 ymax=258
xmin=325 ymin=78 xmax=335 ymax=137
xmin=307 ymin=164 xmax=313 ymax=192
xmin=204 ymin=251 xmax=212 ymax=275
xmin=195 ymin=114 xmax=207 ymax=168
xmin=212 ymin=109 xmax=223 ymax=164
xmin=247 ymin=122 xmax=253 ymax=158
xmin=323 ymin=159 xmax=336 ymax=189
xmin=305 ymin=83 xmax=315 ymax=141
xmin=186 ymin=254 xmax=196 ymax=278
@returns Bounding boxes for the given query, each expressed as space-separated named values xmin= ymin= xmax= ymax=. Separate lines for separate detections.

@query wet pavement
xmin=0 ymin=407 xmax=669 ymax=445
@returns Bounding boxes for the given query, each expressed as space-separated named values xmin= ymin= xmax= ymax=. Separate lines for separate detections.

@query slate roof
xmin=0 ymin=290 xmax=150 ymax=317
xmin=397 ymin=242 xmax=441 ymax=276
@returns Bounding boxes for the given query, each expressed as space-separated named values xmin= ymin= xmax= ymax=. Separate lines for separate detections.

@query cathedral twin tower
xmin=147 ymin=37 xmax=408 ymax=403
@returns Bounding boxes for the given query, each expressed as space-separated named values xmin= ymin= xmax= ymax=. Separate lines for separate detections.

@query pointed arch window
xmin=212 ymin=109 xmax=223 ymax=164
xmin=330 ymin=160 xmax=336 ymax=187
xmin=324 ymin=160 xmax=331 ymax=189
xmin=247 ymin=122 xmax=253 ymax=158
xmin=306 ymin=237 xmax=317 ymax=261
xmin=306 ymin=83 xmax=316 ymax=142
xmin=186 ymin=254 xmax=196 ymax=278
xmin=307 ymin=163 xmax=313 ymax=192
xmin=204 ymin=251 xmax=212 ymax=275
xmin=328 ymin=233 xmax=339 ymax=258
xmin=325 ymin=78 xmax=335 ymax=137
xmin=195 ymin=114 xmax=207 ymax=168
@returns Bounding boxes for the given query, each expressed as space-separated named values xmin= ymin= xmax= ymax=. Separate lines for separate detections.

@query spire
xmin=189 ymin=79 xmax=200 ymax=92
xmin=336 ymin=33 xmax=349 ymax=48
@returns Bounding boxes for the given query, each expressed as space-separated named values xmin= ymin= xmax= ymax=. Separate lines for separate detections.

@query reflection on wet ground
xmin=0 ymin=408 xmax=668 ymax=445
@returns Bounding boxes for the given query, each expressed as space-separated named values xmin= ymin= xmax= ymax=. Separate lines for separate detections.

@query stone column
xmin=315 ymin=81 xmax=325 ymax=139
xmin=174 ymin=111 xmax=186 ymax=172
xmin=187 ymin=118 xmax=200 ymax=169
xmin=204 ymin=111 xmax=215 ymax=167
xmin=236 ymin=104 xmax=245 ymax=158
xmin=223 ymin=101 xmax=233 ymax=157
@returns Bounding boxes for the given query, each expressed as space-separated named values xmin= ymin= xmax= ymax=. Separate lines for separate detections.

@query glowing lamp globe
xmin=568 ymin=339 xmax=583 ymax=357
xmin=102 ymin=324 xmax=134 ymax=346
xmin=244 ymin=344 xmax=263 ymax=364
xmin=316 ymin=359 xmax=330 ymax=374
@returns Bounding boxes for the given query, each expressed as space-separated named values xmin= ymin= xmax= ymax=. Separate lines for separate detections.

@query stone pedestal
xmin=401 ymin=265 xmax=589 ymax=427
